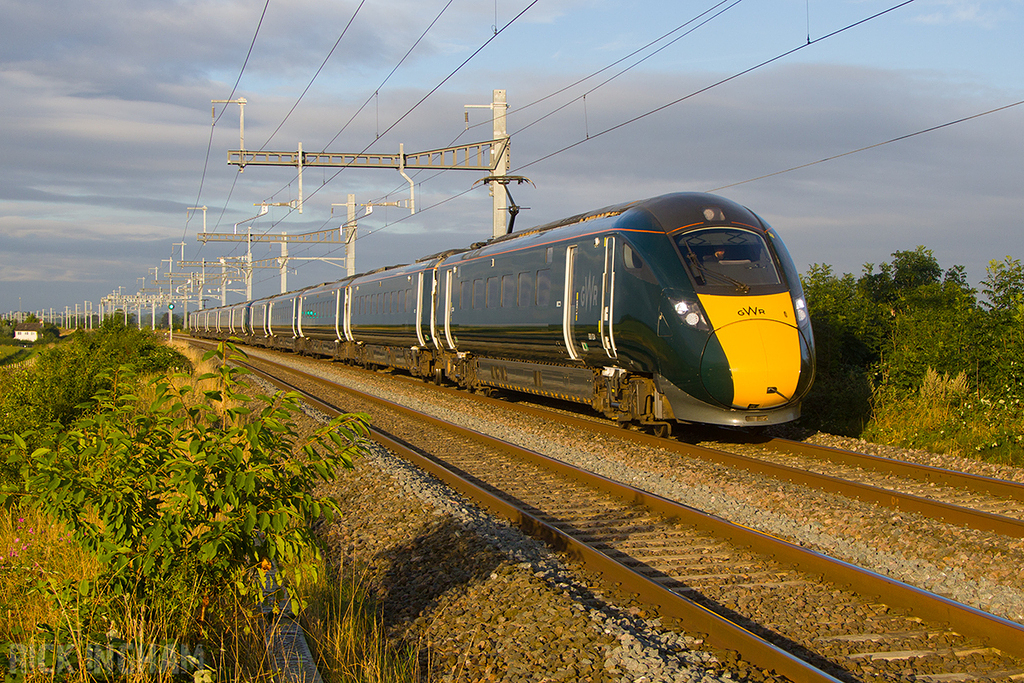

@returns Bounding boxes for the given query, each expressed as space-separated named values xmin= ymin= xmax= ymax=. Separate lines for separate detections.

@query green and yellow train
xmin=191 ymin=192 xmax=815 ymax=434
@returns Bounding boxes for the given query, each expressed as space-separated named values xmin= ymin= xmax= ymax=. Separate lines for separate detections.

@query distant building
xmin=14 ymin=323 xmax=44 ymax=342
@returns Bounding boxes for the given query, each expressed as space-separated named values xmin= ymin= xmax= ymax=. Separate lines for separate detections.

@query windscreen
xmin=675 ymin=227 xmax=782 ymax=292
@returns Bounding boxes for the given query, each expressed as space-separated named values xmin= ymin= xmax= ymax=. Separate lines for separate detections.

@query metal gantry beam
xmin=196 ymin=224 xmax=348 ymax=297
xmin=224 ymin=89 xmax=514 ymax=239
xmin=228 ymin=139 xmax=501 ymax=172
xmin=196 ymin=226 xmax=346 ymax=243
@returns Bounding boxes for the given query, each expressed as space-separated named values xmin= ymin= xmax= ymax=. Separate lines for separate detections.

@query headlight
xmin=672 ymin=299 xmax=710 ymax=331
xmin=793 ymin=297 xmax=809 ymax=324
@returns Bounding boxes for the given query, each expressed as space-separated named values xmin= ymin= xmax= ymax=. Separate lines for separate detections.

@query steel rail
xmin=234 ymin=351 xmax=1024 ymax=671
xmin=239 ymin=357 xmax=842 ymax=683
xmin=760 ymin=436 xmax=1024 ymax=503
xmin=406 ymin=377 xmax=1024 ymax=539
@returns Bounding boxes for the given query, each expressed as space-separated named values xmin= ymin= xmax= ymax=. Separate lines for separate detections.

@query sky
xmin=1 ymin=0 xmax=1022 ymax=316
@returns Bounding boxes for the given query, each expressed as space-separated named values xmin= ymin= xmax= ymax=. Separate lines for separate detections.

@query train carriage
xmin=266 ymin=292 xmax=301 ymax=349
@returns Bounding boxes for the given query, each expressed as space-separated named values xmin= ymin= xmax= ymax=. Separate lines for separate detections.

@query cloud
xmin=911 ymin=0 xmax=1016 ymax=28
xmin=2 ymin=0 xmax=1021 ymax=311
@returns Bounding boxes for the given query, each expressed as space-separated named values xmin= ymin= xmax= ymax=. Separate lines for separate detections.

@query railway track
xmin=202 ymin=341 xmax=1024 ymax=682
xmin=409 ymin=375 xmax=1024 ymax=539
xmin=400 ymin=365 xmax=1024 ymax=538
xmin=234 ymin=340 xmax=1024 ymax=538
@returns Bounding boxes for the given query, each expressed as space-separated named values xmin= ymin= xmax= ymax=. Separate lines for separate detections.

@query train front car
xmin=623 ymin=193 xmax=815 ymax=426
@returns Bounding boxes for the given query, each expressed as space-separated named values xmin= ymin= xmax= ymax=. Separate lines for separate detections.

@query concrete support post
xmin=346 ymin=194 xmax=356 ymax=277
xmin=491 ymin=89 xmax=509 ymax=239
xmin=279 ymin=233 xmax=289 ymax=293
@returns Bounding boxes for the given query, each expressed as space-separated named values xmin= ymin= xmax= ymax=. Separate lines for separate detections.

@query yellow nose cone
xmin=712 ymin=319 xmax=800 ymax=408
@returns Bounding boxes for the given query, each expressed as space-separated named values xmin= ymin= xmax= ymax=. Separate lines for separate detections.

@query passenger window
xmin=486 ymin=277 xmax=499 ymax=308
xmin=518 ymin=272 xmax=533 ymax=307
xmin=501 ymin=274 xmax=515 ymax=307
xmin=473 ymin=279 xmax=484 ymax=309
xmin=461 ymin=281 xmax=470 ymax=309
xmin=536 ymin=269 xmax=551 ymax=307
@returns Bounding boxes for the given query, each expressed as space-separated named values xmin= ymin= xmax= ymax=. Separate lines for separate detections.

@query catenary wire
xmin=251 ymin=1 xmax=540 ymax=286
xmin=185 ymin=0 xmax=271 ymax=247
xmin=270 ymin=0 xmax=738 ymax=271
xmin=260 ymin=0 xmax=456 ymax=209
xmin=304 ymin=0 xmax=921 ymax=254
xmin=264 ymin=93 xmax=1024 ymax=291
xmin=369 ymin=0 xmax=746 ymax=204
xmin=512 ymin=0 xmax=917 ymax=175
xmin=256 ymin=0 xmax=367 ymax=152
xmin=708 ymin=99 xmax=1024 ymax=192
xmin=249 ymin=0 xmax=540 ymax=284
xmin=266 ymin=1 xmax=985 ymax=291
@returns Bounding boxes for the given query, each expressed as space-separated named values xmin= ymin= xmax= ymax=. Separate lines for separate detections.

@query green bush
xmin=0 ymin=318 xmax=190 ymax=437
xmin=1 ymin=341 xmax=369 ymax=639
xmin=800 ymin=250 xmax=1023 ymax=462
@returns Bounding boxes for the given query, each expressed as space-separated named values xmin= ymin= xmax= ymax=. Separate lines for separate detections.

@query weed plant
xmin=865 ymin=368 xmax=1024 ymax=465
xmin=1 ymin=338 xmax=372 ymax=681
xmin=295 ymin=558 xmax=419 ymax=683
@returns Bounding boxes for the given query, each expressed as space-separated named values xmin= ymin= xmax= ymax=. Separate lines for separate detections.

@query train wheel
xmin=649 ymin=422 xmax=672 ymax=438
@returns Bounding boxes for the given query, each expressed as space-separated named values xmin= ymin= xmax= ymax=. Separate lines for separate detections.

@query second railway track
xmin=201 ymin=340 xmax=1024 ymax=682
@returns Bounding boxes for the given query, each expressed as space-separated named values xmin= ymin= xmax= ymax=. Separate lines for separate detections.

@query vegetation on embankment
xmin=0 ymin=316 xmax=61 ymax=369
xmin=800 ymin=249 xmax=1023 ymax=464
xmin=0 ymin=322 xmax=412 ymax=682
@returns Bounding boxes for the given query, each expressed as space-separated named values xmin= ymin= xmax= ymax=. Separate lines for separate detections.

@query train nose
xmin=700 ymin=319 xmax=801 ymax=409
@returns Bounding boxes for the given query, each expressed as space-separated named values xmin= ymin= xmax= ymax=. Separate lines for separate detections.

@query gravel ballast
xmin=235 ymin=347 xmax=1024 ymax=680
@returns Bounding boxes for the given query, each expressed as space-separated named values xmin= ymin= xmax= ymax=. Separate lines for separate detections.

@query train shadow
xmin=371 ymin=516 xmax=505 ymax=630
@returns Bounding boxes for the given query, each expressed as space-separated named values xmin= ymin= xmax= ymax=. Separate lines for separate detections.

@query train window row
xmin=356 ymin=289 xmax=414 ymax=316
xmin=300 ymin=265 xmax=559 ymax=320
xmin=458 ymin=268 xmax=551 ymax=309
xmin=303 ymin=299 xmax=333 ymax=320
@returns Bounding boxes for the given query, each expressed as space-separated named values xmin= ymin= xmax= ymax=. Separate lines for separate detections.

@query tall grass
xmin=864 ymin=368 xmax=1024 ymax=464
xmin=296 ymin=559 xmax=419 ymax=683
xmin=0 ymin=508 xmax=101 ymax=646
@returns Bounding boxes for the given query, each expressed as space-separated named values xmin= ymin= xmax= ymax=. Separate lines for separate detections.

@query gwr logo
xmin=738 ymin=306 xmax=765 ymax=317
xmin=577 ymin=273 xmax=600 ymax=311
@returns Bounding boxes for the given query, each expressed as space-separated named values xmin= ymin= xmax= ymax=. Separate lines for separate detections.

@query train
xmin=190 ymin=192 xmax=815 ymax=434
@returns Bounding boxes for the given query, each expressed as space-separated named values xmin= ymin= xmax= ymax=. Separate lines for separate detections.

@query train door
xmin=443 ymin=268 xmax=456 ymax=350
xmin=341 ymin=288 xmax=353 ymax=342
xmin=563 ymin=238 xmax=611 ymax=361
xmin=414 ymin=272 xmax=427 ymax=347
xmin=600 ymin=236 xmax=617 ymax=359
xmin=429 ymin=268 xmax=442 ymax=350
xmin=258 ymin=303 xmax=268 ymax=337
xmin=562 ymin=246 xmax=580 ymax=360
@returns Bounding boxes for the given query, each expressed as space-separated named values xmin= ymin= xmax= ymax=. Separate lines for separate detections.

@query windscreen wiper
xmin=683 ymin=243 xmax=749 ymax=293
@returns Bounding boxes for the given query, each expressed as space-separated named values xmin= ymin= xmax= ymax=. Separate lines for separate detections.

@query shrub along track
xmin=198 ymin=340 xmax=1024 ymax=683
